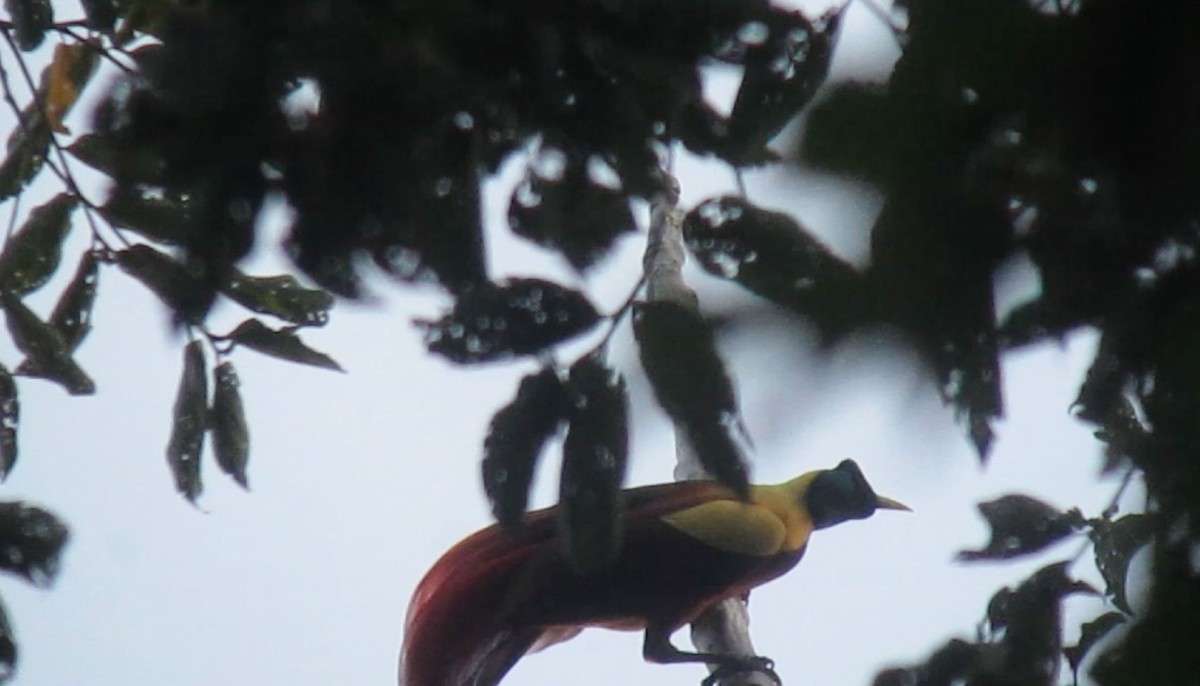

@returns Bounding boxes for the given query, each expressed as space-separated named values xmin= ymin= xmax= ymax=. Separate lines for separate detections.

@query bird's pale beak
xmin=875 ymin=495 xmax=912 ymax=512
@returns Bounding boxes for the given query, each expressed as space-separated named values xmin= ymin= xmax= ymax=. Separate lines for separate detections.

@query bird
xmin=400 ymin=459 xmax=908 ymax=686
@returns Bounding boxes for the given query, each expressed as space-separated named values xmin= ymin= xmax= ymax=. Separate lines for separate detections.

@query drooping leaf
xmin=68 ymin=133 xmax=166 ymax=180
xmin=1091 ymin=513 xmax=1157 ymax=614
xmin=0 ymin=500 xmax=69 ymax=587
xmin=221 ymin=270 xmax=334 ymax=327
xmin=115 ymin=244 xmax=211 ymax=323
xmin=45 ymin=43 xmax=94 ymax=135
xmin=558 ymin=355 xmax=629 ymax=573
xmin=1064 ymin=611 xmax=1126 ymax=675
xmin=0 ymin=193 xmax=76 ymax=295
xmin=226 ymin=319 xmax=342 ymax=372
xmin=993 ymin=561 xmax=1097 ymax=686
xmin=508 ymin=150 xmax=636 ymax=272
xmin=632 ymin=301 xmax=750 ymax=499
xmin=416 ymin=279 xmax=601 ymax=364
xmin=724 ymin=7 xmax=843 ymax=163
xmin=1 ymin=293 xmax=94 ymax=395
xmin=167 ymin=341 xmax=207 ymax=502
xmin=4 ymin=0 xmax=53 ymax=51
xmin=683 ymin=196 xmax=866 ymax=336
xmin=957 ymin=494 xmax=1086 ymax=562
xmin=210 ymin=361 xmax=249 ymax=489
xmin=0 ymin=366 xmax=16 ymax=480
xmin=481 ymin=368 xmax=569 ymax=529
xmin=46 ymin=251 xmax=99 ymax=351
xmin=0 ymin=100 xmax=50 ymax=203
xmin=101 ymin=185 xmax=190 ymax=245
xmin=872 ymin=639 xmax=981 ymax=686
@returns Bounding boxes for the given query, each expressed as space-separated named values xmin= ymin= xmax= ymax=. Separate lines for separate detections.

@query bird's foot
xmin=700 ymin=656 xmax=781 ymax=686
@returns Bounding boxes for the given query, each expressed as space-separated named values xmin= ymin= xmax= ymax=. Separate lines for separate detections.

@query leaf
xmin=0 ymin=596 xmax=14 ymax=682
xmin=226 ymin=319 xmax=342 ymax=371
xmin=45 ymin=43 xmax=93 ymax=135
xmin=416 ymin=279 xmax=601 ymax=364
xmin=0 ymin=366 xmax=16 ymax=481
xmin=1 ymin=293 xmax=94 ymax=395
xmin=115 ymin=244 xmax=211 ymax=323
xmin=991 ymin=561 xmax=1097 ymax=685
xmin=724 ymin=7 xmax=843 ymax=163
xmin=507 ymin=149 xmax=637 ymax=272
xmin=1090 ymin=513 xmax=1157 ymax=614
xmin=1064 ymin=611 xmax=1126 ymax=675
xmin=4 ymin=0 xmax=53 ymax=51
xmin=210 ymin=361 xmax=249 ymax=489
xmin=481 ymin=368 xmax=569 ymax=529
xmin=0 ymin=99 xmax=51 ymax=203
xmin=221 ymin=270 xmax=334 ymax=327
xmin=957 ymin=494 xmax=1086 ymax=562
xmin=167 ymin=341 xmax=207 ymax=502
xmin=80 ymin=0 xmax=117 ymax=32
xmin=68 ymin=133 xmax=167 ymax=180
xmin=101 ymin=185 xmax=190 ymax=245
xmin=683 ymin=196 xmax=866 ymax=336
xmin=0 ymin=500 xmax=69 ymax=587
xmin=0 ymin=193 xmax=76 ymax=295
xmin=46 ymin=251 xmax=99 ymax=351
xmin=632 ymin=301 xmax=750 ymax=499
xmin=558 ymin=355 xmax=629 ymax=573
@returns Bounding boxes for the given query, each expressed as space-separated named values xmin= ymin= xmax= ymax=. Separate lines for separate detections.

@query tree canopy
xmin=0 ymin=0 xmax=1197 ymax=684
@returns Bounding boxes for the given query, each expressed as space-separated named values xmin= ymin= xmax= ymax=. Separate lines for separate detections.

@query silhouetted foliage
xmin=0 ymin=0 xmax=1196 ymax=683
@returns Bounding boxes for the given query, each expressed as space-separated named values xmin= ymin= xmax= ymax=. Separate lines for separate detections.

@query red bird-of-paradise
xmin=400 ymin=459 xmax=908 ymax=686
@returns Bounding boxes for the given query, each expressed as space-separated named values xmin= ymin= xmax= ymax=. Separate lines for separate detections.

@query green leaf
xmin=1064 ymin=611 xmax=1126 ymax=675
xmin=210 ymin=361 xmax=249 ymax=489
xmin=1091 ymin=513 xmax=1157 ymax=614
xmin=1 ymin=293 xmax=94 ymax=395
xmin=4 ymin=0 xmax=53 ymax=51
xmin=115 ymin=244 xmax=209 ymax=323
xmin=0 ymin=365 xmax=16 ymax=481
xmin=482 ymin=368 xmax=568 ymax=529
xmin=167 ymin=341 xmax=207 ymax=502
xmin=226 ymin=319 xmax=342 ymax=372
xmin=47 ymin=251 xmax=99 ymax=351
xmin=101 ymin=185 xmax=190 ymax=245
xmin=0 ymin=100 xmax=51 ymax=202
xmin=0 ymin=500 xmax=69 ymax=587
xmin=221 ymin=270 xmax=334 ymax=327
xmin=0 ymin=193 xmax=77 ymax=295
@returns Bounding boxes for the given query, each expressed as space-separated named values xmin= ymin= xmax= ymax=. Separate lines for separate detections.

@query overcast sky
xmin=0 ymin=3 xmax=1138 ymax=686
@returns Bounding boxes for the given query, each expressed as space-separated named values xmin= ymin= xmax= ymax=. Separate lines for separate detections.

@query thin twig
xmin=53 ymin=25 xmax=136 ymax=75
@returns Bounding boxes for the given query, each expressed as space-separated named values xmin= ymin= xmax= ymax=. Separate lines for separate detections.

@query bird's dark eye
xmin=805 ymin=460 xmax=877 ymax=529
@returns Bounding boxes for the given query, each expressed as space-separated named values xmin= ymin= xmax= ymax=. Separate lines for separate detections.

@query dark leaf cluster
xmin=956 ymin=494 xmax=1085 ymax=562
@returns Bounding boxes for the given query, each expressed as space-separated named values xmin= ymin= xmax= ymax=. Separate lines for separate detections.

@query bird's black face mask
xmin=804 ymin=459 xmax=882 ymax=529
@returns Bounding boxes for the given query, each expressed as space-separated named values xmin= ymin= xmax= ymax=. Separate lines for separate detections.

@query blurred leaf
xmin=725 ymin=7 xmax=842 ymax=163
xmin=1091 ymin=513 xmax=1157 ymax=614
xmin=683 ymin=196 xmax=866 ymax=335
xmin=221 ymin=270 xmax=334 ymax=327
xmin=167 ymin=341 xmax=207 ymax=502
xmin=508 ymin=150 xmax=636 ymax=272
xmin=994 ymin=561 xmax=1097 ymax=686
xmin=0 ymin=596 xmax=13 ymax=683
xmin=0 ymin=366 xmax=15 ymax=480
xmin=0 ymin=100 xmax=50 ymax=203
xmin=80 ymin=0 xmax=117 ymax=32
xmin=558 ymin=355 xmax=629 ymax=574
xmin=632 ymin=301 xmax=749 ymax=499
xmin=1064 ymin=611 xmax=1126 ymax=675
xmin=416 ymin=279 xmax=600 ymax=364
xmin=46 ymin=251 xmax=98 ymax=351
xmin=872 ymin=639 xmax=980 ymax=686
xmin=68 ymin=133 xmax=167 ymax=181
xmin=45 ymin=43 xmax=95 ymax=135
xmin=0 ymin=500 xmax=68 ymax=587
xmin=1 ymin=293 xmax=94 ymax=395
xmin=101 ymin=185 xmax=190 ymax=245
xmin=115 ymin=244 xmax=210 ymax=323
xmin=210 ymin=361 xmax=249 ymax=489
xmin=799 ymin=81 xmax=894 ymax=181
xmin=957 ymin=494 xmax=1086 ymax=561
xmin=0 ymin=193 xmax=76 ymax=295
xmin=4 ymin=0 xmax=52 ymax=51
xmin=482 ymin=368 xmax=568 ymax=529
xmin=226 ymin=319 xmax=342 ymax=372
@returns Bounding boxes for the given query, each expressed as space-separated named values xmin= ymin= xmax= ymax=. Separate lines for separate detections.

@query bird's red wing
xmin=400 ymin=480 xmax=737 ymax=686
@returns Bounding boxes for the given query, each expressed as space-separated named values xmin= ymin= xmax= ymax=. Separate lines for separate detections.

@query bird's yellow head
xmin=803 ymin=459 xmax=910 ymax=530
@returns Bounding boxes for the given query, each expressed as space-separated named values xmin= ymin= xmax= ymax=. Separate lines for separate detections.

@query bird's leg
xmin=643 ymin=626 xmax=781 ymax=686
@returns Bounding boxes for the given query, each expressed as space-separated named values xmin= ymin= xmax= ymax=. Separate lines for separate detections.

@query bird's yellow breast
xmin=659 ymin=479 xmax=816 ymax=556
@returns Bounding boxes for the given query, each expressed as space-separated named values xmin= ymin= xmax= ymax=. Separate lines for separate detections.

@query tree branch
xmin=643 ymin=174 xmax=774 ymax=686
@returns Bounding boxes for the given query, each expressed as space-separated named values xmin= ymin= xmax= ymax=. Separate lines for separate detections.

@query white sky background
xmin=0 ymin=2 xmax=1142 ymax=685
